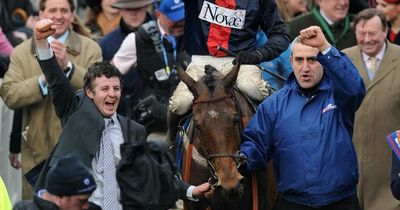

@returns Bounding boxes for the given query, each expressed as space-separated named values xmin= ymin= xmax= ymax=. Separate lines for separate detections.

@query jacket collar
xmin=285 ymin=72 xmax=330 ymax=93
xmin=31 ymin=30 xmax=82 ymax=56
xmin=33 ymin=195 xmax=60 ymax=210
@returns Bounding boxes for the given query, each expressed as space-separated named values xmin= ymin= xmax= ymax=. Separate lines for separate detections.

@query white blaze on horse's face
xmin=208 ymin=110 xmax=219 ymax=118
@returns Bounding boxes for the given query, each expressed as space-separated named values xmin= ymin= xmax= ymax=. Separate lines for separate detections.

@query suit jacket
xmin=286 ymin=10 xmax=356 ymax=50
xmin=343 ymin=42 xmax=400 ymax=210
xmin=33 ymin=55 xmax=189 ymax=201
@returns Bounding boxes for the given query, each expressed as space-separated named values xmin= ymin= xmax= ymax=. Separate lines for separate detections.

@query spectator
xmin=0 ymin=0 xmax=102 ymax=199
xmin=13 ymin=154 xmax=97 ymax=210
xmin=0 ymin=27 xmax=13 ymax=78
xmin=4 ymin=0 xmax=39 ymax=39
xmin=0 ymin=0 xmax=24 ymax=46
xmin=343 ymin=8 xmax=400 ymax=210
xmin=240 ymin=26 xmax=365 ymax=210
xmin=99 ymin=0 xmax=153 ymax=61
xmin=286 ymin=0 xmax=357 ymax=50
xmin=276 ymin=0 xmax=308 ymax=21
xmin=376 ymin=0 xmax=400 ymax=45
xmin=85 ymin=0 xmax=121 ymax=40
xmin=167 ymin=0 xmax=289 ymax=144
xmin=33 ymin=18 xmax=210 ymax=210
xmin=99 ymin=0 xmax=154 ymax=124
xmin=0 ymin=27 xmax=14 ymax=57
xmin=112 ymin=0 xmax=186 ymax=139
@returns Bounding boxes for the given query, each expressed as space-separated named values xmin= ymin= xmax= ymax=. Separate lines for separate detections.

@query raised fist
xmin=299 ymin=26 xmax=330 ymax=52
xmin=35 ymin=19 xmax=56 ymax=40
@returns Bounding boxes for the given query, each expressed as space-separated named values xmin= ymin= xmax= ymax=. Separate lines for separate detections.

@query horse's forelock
xmin=203 ymin=65 xmax=220 ymax=94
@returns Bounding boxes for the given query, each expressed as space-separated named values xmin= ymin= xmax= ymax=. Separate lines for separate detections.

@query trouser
xmin=168 ymin=55 xmax=271 ymax=115
xmin=279 ymin=194 xmax=361 ymax=210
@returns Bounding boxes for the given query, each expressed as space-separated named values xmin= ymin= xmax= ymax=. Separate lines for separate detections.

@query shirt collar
xmin=157 ymin=19 xmax=167 ymax=36
xmin=110 ymin=112 xmax=118 ymax=123
xmin=47 ymin=30 xmax=69 ymax=44
xmin=362 ymin=42 xmax=386 ymax=63
xmin=319 ymin=9 xmax=334 ymax=25
xmin=104 ymin=112 xmax=119 ymax=125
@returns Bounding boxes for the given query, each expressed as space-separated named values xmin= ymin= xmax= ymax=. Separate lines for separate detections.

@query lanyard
xmin=313 ymin=7 xmax=349 ymax=46
xmin=160 ymin=35 xmax=177 ymax=75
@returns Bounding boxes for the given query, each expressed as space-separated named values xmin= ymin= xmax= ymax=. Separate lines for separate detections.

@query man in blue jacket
xmin=240 ymin=26 xmax=366 ymax=210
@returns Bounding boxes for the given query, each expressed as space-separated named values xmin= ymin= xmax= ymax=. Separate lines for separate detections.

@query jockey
xmin=167 ymin=0 xmax=290 ymax=145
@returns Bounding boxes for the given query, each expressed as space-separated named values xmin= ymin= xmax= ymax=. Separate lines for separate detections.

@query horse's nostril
xmin=220 ymin=183 xmax=244 ymax=199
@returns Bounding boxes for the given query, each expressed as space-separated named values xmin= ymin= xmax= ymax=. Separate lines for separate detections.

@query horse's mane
xmin=203 ymin=65 xmax=220 ymax=95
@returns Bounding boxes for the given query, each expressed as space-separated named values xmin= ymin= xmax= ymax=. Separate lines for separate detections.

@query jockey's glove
xmin=232 ymin=50 xmax=264 ymax=65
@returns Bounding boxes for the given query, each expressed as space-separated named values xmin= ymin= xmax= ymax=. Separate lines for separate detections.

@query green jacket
xmin=285 ymin=8 xmax=356 ymax=50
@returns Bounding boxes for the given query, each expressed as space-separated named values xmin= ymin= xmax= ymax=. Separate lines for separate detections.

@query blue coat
xmin=240 ymin=47 xmax=365 ymax=207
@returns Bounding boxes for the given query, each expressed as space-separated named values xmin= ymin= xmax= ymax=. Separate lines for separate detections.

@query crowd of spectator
xmin=2 ymin=0 xmax=400 ymax=209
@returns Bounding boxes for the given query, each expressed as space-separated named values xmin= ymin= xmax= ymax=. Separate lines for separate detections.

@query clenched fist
xmin=299 ymin=26 xmax=330 ymax=52
xmin=35 ymin=19 xmax=56 ymax=40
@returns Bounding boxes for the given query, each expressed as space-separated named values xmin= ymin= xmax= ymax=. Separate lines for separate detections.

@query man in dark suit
xmin=32 ymin=19 xmax=210 ymax=210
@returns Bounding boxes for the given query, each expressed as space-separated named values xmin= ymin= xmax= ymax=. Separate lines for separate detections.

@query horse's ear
xmin=223 ymin=62 xmax=240 ymax=89
xmin=178 ymin=64 xmax=197 ymax=95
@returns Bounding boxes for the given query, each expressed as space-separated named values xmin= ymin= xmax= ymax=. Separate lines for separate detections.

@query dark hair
xmin=353 ymin=8 xmax=388 ymax=31
xmin=84 ymin=62 xmax=123 ymax=91
xmin=39 ymin=0 xmax=75 ymax=12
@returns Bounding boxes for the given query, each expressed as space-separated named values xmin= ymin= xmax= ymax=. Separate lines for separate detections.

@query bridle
xmin=192 ymin=92 xmax=247 ymax=187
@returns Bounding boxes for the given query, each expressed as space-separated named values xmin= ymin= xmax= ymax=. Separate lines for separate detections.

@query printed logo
xmin=83 ymin=178 xmax=90 ymax=185
xmin=198 ymin=1 xmax=246 ymax=29
xmin=322 ymin=103 xmax=337 ymax=114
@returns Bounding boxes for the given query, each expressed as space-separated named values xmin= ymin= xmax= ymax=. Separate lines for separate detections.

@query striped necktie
xmin=369 ymin=57 xmax=378 ymax=72
xmin=97 ymin=119 xmax=121 ymax=210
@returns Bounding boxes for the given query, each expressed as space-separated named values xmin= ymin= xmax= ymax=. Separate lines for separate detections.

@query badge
xmin=154 ymin=68 xmax=169 ymax=81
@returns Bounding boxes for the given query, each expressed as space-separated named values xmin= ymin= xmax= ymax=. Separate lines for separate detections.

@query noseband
xmin=192 ymin=92 xmax=247 ymax=187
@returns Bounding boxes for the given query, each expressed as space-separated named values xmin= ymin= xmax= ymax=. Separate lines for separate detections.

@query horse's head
xmin=179 ymin=63 xmax=246 ymax=198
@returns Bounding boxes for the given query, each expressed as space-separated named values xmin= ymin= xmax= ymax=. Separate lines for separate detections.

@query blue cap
xmin=158 ymin=0 xmax=185 ymax=22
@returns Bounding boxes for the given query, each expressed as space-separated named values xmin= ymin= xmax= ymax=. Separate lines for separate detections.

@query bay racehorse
xmin=177 ymin=63 xmax=279 ymax=210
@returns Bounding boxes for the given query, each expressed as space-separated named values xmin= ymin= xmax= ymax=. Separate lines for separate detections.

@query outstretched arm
xmin=34 ymin=19 xmax=78 ymax=120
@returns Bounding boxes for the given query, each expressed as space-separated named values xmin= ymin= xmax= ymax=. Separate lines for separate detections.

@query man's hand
xmin=9 ymin=153 xmax=21 ymax=169
xmin=232 ymin=51 xmax=263 ymax=65
xmin=299 ymin=26 xmax=331 ymax=52
xmin=51 ymin=40 xmax=68 ymax=70
xmin=34 ymin=19 xmax=56 ymax=48
xmin=192 ymin=182 xmax=211 ymax=199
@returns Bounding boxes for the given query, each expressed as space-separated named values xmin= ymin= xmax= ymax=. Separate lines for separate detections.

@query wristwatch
xmin=64 ymin=61 xmax=73 ymax=73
